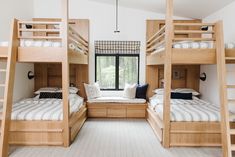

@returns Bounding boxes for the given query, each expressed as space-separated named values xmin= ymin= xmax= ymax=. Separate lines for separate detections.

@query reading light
xmin=200 ymin=73 xmax=207 ymax=81
xmin=28 ymin=71 xmax=35 ymax=80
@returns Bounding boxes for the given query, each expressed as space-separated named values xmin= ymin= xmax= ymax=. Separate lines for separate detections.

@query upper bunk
xmin=146 ymin=19 xmax=222 ymax=65
xmin=0 ymin=18 xmax=89 ymax=64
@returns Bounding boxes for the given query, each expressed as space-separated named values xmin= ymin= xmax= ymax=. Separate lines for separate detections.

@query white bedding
xmin=226 ymin=43 xmax=235 ymax=49
xmin=149 ymin=95 xmax=221 ymax=122
xmin=0 ymin=94 xmax=84 ymax=121
xmin=0 ymin=41 xmax=85 ymax=54
xmin=88 ymin=96 xmax=146 ymax=104
xmin=152 ymin=41 xmax=214 ymax=54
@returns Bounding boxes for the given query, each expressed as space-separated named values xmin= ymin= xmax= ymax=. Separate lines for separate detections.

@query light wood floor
xmin=9 ymin=119 xmax=221 ymax=157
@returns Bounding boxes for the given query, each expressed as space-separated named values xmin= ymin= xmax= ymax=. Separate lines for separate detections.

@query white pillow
xmin=153 ymin=88 xmax=173 ymax=95
xmin=123 ymin=83 xmax=137 ymax=99
xmin=84 ymin=82 xmax=101 ymax=100
xmin=69 ymin=87 xmax=79 ymax=94
xmin=34 ymin=87 xmax=59 ymax=95
xmin=174 ymin=88 xmax=200 ymax=96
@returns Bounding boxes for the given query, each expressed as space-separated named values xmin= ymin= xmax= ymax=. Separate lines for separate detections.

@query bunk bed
xmin=0 ymin=1 xmax=89 ymax=156
xmin=146 ymin=0 xmax=231 ymax=148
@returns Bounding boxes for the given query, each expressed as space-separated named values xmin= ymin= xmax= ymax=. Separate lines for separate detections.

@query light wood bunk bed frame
xmin=0 ymin=0 xmax=89 ymax=157
xmin=146 ymin=0 xmax=235 ymax=151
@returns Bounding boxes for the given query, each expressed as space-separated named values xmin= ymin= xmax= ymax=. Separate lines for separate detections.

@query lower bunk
xmin=0 ymin=94 xmax=87 ymax=146
xmin=147 ymin=108 xmax=222 ymax=146
xmin=87 ymin=97 xmax=147 ymax=118
xmin=146 ymin=94 xmax=235 ymax=147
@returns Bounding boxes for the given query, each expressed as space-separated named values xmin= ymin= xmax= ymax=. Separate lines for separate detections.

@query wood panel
xmin=34 ymin=63 xmax=89 ymax=99
xmin=87 ymin=103 xmax=147 ymax=118
xmin=146 ymin=65 xmax=200 ymax=98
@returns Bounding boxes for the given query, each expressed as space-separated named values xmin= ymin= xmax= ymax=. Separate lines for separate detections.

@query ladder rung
xmin=231 ymin=144 xmax=235 ymax=151
xmin=0 ymin=99 xmax=3 ymax=102
xmin=226 ymin=57 xmax=235 ymax=60
xmin=227 ymin=85 xmax=235 ymax=88
xmin=0 ymin=84 xmax=5 ymax=87
xmin=230 ymin=129 xmax=235 ymax=135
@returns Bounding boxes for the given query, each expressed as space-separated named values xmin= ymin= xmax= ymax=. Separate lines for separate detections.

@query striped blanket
xmin=0 ymin=94 xmax=84 ymax=121
xmin=154 ymin=104 xmax=220 ymax=122
xmin=149 ymin=95 xmax=221 ymax=122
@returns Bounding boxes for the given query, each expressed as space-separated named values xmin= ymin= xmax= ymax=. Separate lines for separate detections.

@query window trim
xmin=95 ymin=54 xmax=140 ymax=91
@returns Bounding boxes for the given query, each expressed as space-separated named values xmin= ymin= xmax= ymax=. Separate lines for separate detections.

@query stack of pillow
xmin=34 ymin=87 xmax=79 ymax=99
xmin=153 ymin=88 xmax=200 ymax=100
xmin=84 ymin=82 xmax=148 ymax=101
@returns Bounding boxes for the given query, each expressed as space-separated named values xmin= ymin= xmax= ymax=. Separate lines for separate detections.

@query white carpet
xmin=9 ymin=119 xmax=221 ymax=157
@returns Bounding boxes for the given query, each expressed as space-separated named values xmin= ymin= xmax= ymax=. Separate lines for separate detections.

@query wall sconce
xmin=200 ymin=72 xmax=207 ymax=81
xmin=201 ymin=26 xmax=209 ymax=31
xmin=28 ymin=71 xmax=34 ymax=80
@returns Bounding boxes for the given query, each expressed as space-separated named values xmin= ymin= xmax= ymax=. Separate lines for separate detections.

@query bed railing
xmin=146 ymin=22 xmax=216 ymax=54
xmin=17 ymin=21 xmax=89 ymax=55
xmin=68 ymin=26 xmax=89 ymax=55
xmin=147 ymin=25 xmax=166 ymax=54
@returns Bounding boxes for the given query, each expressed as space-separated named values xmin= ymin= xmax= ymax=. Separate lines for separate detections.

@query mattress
xmin=149 ymin=95 xmax=221 ymax=122
xmin=0 ymin=94 xmax=84 ymax=121
xmin=154 ymin=103 xmax=220 ymax=122
xmin=88 ymin=96 xmax=146 ymax=104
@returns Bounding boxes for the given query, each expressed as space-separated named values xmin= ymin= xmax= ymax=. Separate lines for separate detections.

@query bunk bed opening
xmin=0 ymin=63 xmax=89 ymax=146
xmin=146 ymin=20 xmax=218 ymax=65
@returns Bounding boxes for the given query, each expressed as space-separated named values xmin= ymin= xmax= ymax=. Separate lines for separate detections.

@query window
xmin=95 ymin=54 xmax=139 ymax=90
xmin=95 ymin=41 xmax=140 ymax=90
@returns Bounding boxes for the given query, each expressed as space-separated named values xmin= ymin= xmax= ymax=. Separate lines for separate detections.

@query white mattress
xmin=88 ymin=97 xmax=146 ymax=104
xmin=149 ymin=95 xmax=221 ymax=122
xmin=0 ymin=94 xmax=84 ymax=121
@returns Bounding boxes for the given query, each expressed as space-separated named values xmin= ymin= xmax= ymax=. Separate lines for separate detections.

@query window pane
xmin=119 ymin=56 xmax=139 ymax=89
xmin=96 ymin=56 xmax=116 ymax=89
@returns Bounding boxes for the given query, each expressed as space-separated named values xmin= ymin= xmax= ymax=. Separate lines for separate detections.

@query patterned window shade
xmin=95 ymin=41 xmax=141 ymax=54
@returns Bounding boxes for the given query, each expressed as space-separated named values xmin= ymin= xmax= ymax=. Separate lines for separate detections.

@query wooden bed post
xmin=215 ymin=21 xmax=231 ymax=157
xmin=61 ymin=0 xmax=70 ymax=147
xmin=163 ymin=0 xmax=173 ymax=148
xmin=0 ymin=19 xmax=18 ymax=157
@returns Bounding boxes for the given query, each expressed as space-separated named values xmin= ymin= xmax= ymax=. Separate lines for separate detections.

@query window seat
xmin=87 ymin=97 xmax=147 ymax=118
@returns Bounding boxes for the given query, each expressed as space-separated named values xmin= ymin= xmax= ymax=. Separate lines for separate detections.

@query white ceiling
xmin=89 ymin=0 xmax=235 ymax=18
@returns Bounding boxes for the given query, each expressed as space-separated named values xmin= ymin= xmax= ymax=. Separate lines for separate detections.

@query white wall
xmin=0 ymin=0 xmax=35 ymax=102
xmin=200 ymin=1 xmax=235 ymax=106
xmin=33 ymin=0 xmax=188 ymax=96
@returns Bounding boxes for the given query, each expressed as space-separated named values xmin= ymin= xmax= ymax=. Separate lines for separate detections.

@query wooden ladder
xmin=0 ymin=19 xmax=18 ymax=157
xmin=216 ymin=21 xmax=234 ymax=157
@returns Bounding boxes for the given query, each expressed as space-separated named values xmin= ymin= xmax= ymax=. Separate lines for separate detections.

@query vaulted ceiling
xmin=89 ymin=0 xmax=234 ymax=18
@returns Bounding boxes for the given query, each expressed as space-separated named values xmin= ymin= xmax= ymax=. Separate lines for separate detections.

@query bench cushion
xmin=87 ymin=96 xmax=146 ymax=104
